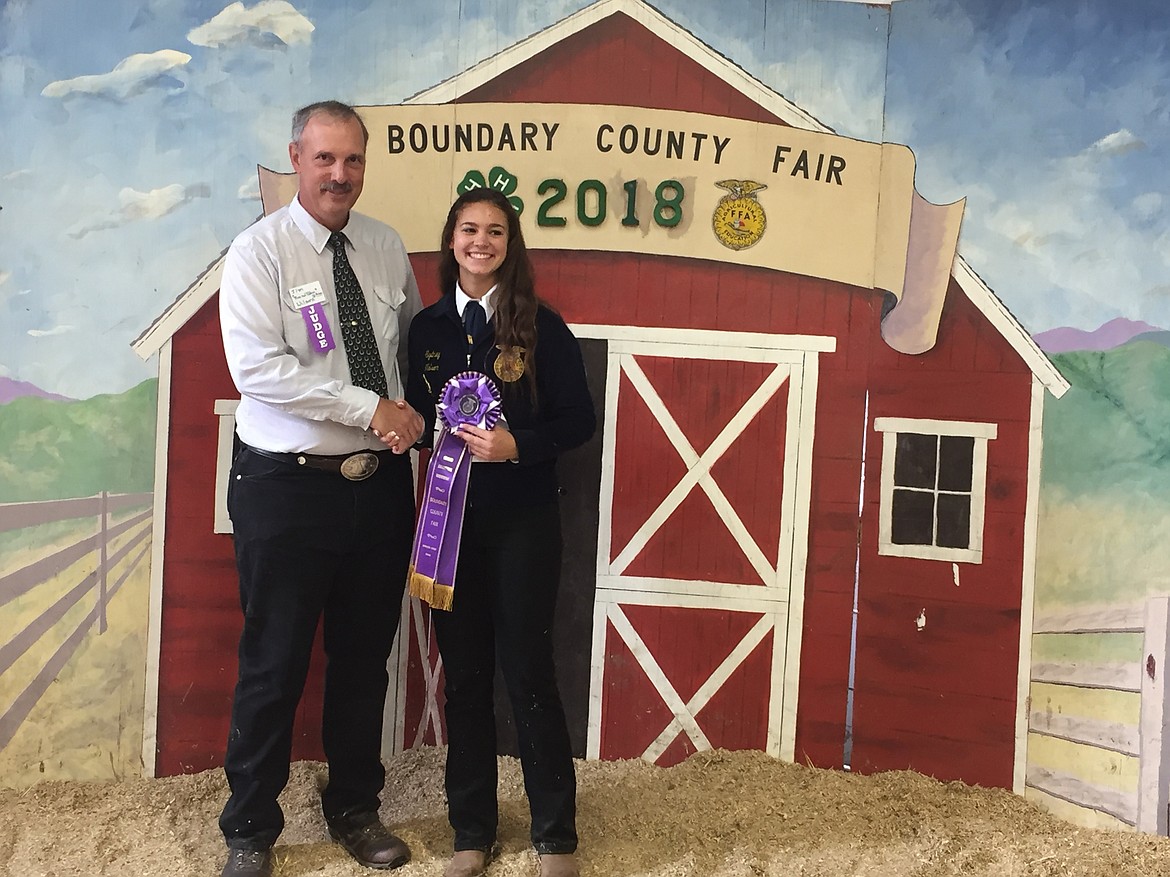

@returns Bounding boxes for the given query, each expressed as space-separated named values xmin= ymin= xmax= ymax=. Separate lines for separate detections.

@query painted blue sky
xmin=0 ymin=0 xmax=1166 ymax=397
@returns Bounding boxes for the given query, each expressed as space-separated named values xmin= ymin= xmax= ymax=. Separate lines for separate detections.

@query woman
xmin=405 ymin=187 xmax=596 ymax=877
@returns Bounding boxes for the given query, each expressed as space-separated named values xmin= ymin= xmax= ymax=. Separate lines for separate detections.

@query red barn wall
xmin=158 ymin=295 xmax=329 ymax=774
xmin=510 ymin=253 xmax=1034 ymax=783
xmin=459 ymin=12 xmax=788 ymax=123
xmin=453 ymin=9 xmax=1036 ymax=783
xmin=451 ymin=10 xmax=862 ymax=767
xmin=850 ymin=280 xmax=1034 ymax=787
xmin=511 ymin=250 xmax=874 ymax=772
xmin=154 ymin=11 xmax=1038 ymax=788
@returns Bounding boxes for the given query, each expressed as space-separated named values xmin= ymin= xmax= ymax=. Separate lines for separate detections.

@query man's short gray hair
xmin=291 ymin=100 xmax=370 ymax=146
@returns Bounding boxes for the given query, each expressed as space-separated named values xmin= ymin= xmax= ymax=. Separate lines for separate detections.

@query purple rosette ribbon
xmin=438 ymin=371 xmax=503 ymax=433
xmin=408 ymin=371 xmax=502 ymax=611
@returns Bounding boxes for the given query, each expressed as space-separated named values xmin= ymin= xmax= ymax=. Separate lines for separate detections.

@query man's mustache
xmin=320 ymin=181 xmax=353 ymax=194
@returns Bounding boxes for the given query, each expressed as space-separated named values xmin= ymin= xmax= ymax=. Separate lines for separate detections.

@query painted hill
xmin=1043 ymin=343 xmax=1170 ymax=497
xmin=1130 ymin=329 xmax=1170 ymax=347
xmin=0 ymin=376 xmax=73 ymax=405
xmin=0 ymin=379 xmax=157 ymax=502
xmin=1034 ymin=317 xmax=1162 ymax=353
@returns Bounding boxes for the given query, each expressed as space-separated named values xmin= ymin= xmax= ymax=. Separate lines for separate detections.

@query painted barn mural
xmin=2 ymin=0 xmax=1168 ymax=837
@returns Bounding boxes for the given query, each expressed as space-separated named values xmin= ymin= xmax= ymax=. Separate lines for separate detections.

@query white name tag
xmin=288 ymin=280 xmax=327 ymax=309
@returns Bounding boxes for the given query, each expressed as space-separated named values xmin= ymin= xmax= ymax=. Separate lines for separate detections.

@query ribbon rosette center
xmin=439 ymin=370 xmax=502 ymax=431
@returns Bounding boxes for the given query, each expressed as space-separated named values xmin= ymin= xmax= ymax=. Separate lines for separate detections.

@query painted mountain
xmin=0 ymin=376 xmax=73 ymax=405
xmin=1034 ymin=317 xmax=1163 ymax=353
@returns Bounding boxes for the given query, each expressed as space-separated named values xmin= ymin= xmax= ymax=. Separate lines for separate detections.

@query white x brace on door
xmin=574 ymin=325 xmax=832 ymax=765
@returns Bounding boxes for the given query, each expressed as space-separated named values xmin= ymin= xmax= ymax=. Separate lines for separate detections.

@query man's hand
xmin=454 ymin=423 xmax=518 ymax=462
xmin=370 ymin=398 xmax=424 ymax=453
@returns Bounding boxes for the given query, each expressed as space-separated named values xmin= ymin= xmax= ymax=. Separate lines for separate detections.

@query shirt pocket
xmin=370 ymin=284 xmax=407 ymax=346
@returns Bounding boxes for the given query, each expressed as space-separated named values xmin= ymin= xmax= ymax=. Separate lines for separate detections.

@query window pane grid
xmin=891 ymin=432 xmax=973 ymax=550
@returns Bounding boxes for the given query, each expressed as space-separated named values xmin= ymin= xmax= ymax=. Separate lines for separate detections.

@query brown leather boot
xmin=443 ymin=843 xmax=499 ymax=877
xmin=540 ymin=853 xmax=580 ymax=877
xmin=326 ymin=811 xmax=411 ymax=869
xmin=221 ymin=847 xmax=273 ymax=877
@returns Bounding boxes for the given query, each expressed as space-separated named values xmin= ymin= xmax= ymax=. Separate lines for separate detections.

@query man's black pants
xmin=219 ymin=447 xmax=414 ymax=850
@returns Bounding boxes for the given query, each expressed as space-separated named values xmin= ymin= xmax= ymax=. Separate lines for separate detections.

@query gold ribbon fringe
xmin=408 ymin=566 xmax=455 ymax=611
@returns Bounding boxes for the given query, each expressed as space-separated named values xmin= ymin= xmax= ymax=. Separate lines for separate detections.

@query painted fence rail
xmin=0 ymin=492 xmax=153 ymax=749
xmin=1028 ymin=597 xmax=1170 ymax=834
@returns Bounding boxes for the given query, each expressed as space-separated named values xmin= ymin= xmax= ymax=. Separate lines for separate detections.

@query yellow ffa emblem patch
xmin=494 ymin=345 xmax=526 ymax=382
xmin=712 ymin=179 xmax=767 ymax=251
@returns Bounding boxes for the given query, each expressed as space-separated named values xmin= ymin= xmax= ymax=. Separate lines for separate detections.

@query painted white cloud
xmin=3 ymin=169 xmax=30 ymax=181
xmin=1085 ymin=128 xmax=1145 ymax=157
xmin=970 ymin=159 xmax=1158 ymax=329
xmin=41 ymin=50 xmax=191 ymax=100
xmin=120 ymin=184 xmax=188 ymax=220
xmin=188 ymin=0 xmax=314 ymax=48
xmin=0 ymin=271 xmax=9 ymax=287
xmin=67 ymin=184 xmax=210 ymax=237
xmin=237 ymin=174 xmax=262 ymax=201
xmin=882 ymin=4 xmax=1170 ymax=333
xmin=28 ymin=325 xmax=75 ymax=337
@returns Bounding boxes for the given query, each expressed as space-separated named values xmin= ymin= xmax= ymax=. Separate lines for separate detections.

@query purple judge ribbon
xmin=300 ymin=301 xmax=336 ymax=353
xmin=407 ymin=371 xmax=502 ymax=611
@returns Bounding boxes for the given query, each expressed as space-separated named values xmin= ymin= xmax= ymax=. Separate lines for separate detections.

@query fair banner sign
xmin=261 ymin=102 xmax=964 ymax=354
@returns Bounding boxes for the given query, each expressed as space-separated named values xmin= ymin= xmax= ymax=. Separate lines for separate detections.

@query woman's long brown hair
xmin=439 ymin=188 xmax=540 ymax=397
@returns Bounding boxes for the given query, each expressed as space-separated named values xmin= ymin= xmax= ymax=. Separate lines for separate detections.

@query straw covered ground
xmin=3 ymin=745 xmax=1170 ymax=876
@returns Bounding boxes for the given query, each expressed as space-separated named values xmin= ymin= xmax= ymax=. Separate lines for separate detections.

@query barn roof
xmin=131 ymin=0 xmax=1068 ymax=398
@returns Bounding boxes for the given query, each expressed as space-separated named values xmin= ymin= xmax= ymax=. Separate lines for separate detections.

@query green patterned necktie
xmin=329 ymin=231 xmax=388 ymax=398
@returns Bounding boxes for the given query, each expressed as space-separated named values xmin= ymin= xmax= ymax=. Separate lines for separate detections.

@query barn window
xmin=212 ymin=399 xmax=239 ymax=535
xmin=873 ymin=417 xmax=997 ymax=563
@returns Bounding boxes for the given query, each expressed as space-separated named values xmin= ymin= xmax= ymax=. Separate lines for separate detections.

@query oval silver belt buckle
xmin=340 ymin=452 xmax=379 ymax=481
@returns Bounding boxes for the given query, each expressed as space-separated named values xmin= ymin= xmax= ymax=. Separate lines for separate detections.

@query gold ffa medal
xmin=712 ymin=179 xmax=767 ymax=251
xmin=494 ymin=345 xmax=526 ymax=382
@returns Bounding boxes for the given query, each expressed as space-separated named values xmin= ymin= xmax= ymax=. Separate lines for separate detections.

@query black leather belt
xmin=244 ymin=444 xmax=393 ymax=481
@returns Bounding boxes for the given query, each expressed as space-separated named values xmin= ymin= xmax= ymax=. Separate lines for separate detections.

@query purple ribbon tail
xmin=408 ymin=427 xmax=471 ymax=611
xmin=408 ymin=371 xmax=502 ymax=611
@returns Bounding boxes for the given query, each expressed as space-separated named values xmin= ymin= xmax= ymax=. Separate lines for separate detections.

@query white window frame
xmin=873 ymin=417 xmax=997 ymax=564
xmin=213 ymin=399 xmax=239 ymax=535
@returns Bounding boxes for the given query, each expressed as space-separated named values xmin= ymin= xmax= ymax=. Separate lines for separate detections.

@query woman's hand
xmin=455 ymin=423 xmax=518 ymax=462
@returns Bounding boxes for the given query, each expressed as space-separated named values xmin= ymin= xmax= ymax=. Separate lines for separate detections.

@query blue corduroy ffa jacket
xmin=405 ymin=292 xmax=596 ymax=509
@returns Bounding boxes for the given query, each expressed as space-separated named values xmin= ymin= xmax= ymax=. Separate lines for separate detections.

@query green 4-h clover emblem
xmin=456 ymin=166 xmax=524 ymax=215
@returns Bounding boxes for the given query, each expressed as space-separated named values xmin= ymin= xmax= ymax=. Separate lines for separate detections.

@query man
xmin=217 ymin=100 xmax=424 ymax=877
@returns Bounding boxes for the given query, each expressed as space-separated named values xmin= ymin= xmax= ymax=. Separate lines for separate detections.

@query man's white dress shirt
xmin=220 ymin=195 xmax=422 ymax=455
